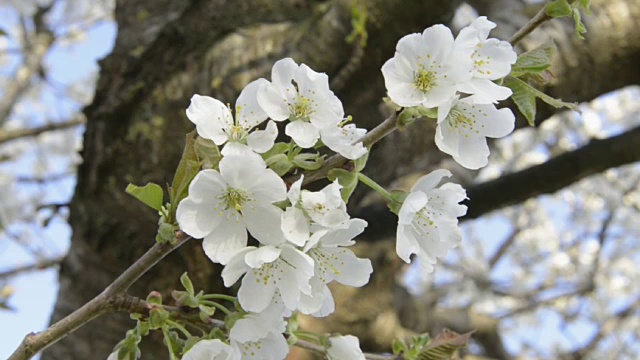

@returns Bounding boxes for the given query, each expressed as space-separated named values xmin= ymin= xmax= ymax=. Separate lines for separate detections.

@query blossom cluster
xmin=170 ymin=16 xmax=516 ymax=360
xmin=177 ymin=58 xmax=371 ymax=359
xmin=382 ymin=17 xmax=517 ymax=169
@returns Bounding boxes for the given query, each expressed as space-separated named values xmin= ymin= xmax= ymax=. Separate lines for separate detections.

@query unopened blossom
xmin=326 ymin=335 xmax=365 ymax=360
xmin=382 ymin=24 xmax=475 ymax=109
xmin=182 ymin=339 xmax=241 ymax=360
xmin=396 ymin=169 xmax=467 ymax=272
xmin=455 ymin=17 xmax=517 ymax=104
xmin=435 ymin=95 xmax=514 ymax=169
xmin=298 ymin=219 xmax=373 ymax=317
xmin=176 ymin=152 xmax=286 ymax=265
xmin=221 ymin=244 xmax=314 ymax=313
xmin=257 ymin=58 xmax=344 ymax=148
xmin=287 ymin=177 xmax=350 ymax=229
xmin=187 ymin=79 xmax=277 ymax=153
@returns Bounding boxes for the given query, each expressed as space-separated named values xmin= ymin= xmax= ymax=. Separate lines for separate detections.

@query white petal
xmin=398 ymin=191 xmax=428 ymax=225
xmin=323 ymin=248 xmax=373 ymax=287
xmin=257 ymin=83 xmax=290 ymax=121
xmin=286 ymin=121 xmax=320 ymax=148
xmin=243 ymin=168 xmax=287 ymax=204
xmin=420 ymin=83 xmax=458 ymax=108
xmin=419 ymin=24 xmax=455 ymax=64
xmin=244 ymin=245 xmax=282 ymax=268
xmin=281 ymin=207 xmax=310 ymax=246
xmin=474 ymin=38 xmax=517 ymax=79
xmin=271 ymin=57 xmax=298 ymax=90
xmin=246 ymin=120 xmax=278 ymax=153
xmin=326 ymin=335 xmax=365 ymax=360
xmin=176 ymin=197 xmax=219 ymax=239
xmin=287 ymin=176 xmax=303 ymax=205
xmin=316 ymin=218 xmax=367 ymax=247
xmin=411 ymin=169 xmax=452 ymax=194
xmin=396 ymin=224 xmax=419 ymax=263
xmin=238 ymin=268 xmax=277 ymax=313
xmin=458 ymin=78 xmax=512 ymax=104
xmin=230 ymin=303 xmax=286 ymax=343
xmin=222 ymin=247 xmax=254 ymax=287
xmin=233 ymin=333 xmax=289 ymax=360
xmin=186 ymin=95 xmax=232 ymax=145
xmin=381 ymin=57 xmax=424 ymax=107
xmin=242 ymin=204 xmax=284 ymax=246
xmin=182 ymin=339 xmax=239 ymax=360
xmin=202 ymin=213 xmax=248 ymax=265
xmin=453 ymin=133 xmax=490 ymax=169
xmin=236 ymin=79 xmax=269 ymax=129
xmin=470 ymin=16 xmax=496 ymax=40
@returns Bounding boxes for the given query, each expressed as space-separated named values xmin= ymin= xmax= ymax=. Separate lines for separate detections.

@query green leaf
xmin=292 ymin=153 xmax=324 ymax=171
xmin=510 ymin=41 xmax=556 ymax=78
xmin=180 ymin=272 xmax=195 ymax=295
xmin=194 ymin=137 xmax=221 ymax=170
xmin=545 ymin=0 xmax=572 ymax=18
xmin=505 ymin=77 xmax=537 ymax=126
xmin=170 ymin=132 xmax=201 ymax=221
xmin=392 ymin=339 xmax=407 ymax=355
xmin=416 ymin=329 xmax=472 ymax=360
xmin=572 ymin=7 xmax=587 ymax=39
xmin=125 ymin=183 xmax=164 ymax=211
xmin=266 ymin=153 xmax=294 ymax=176
xmin=327 ymin=168 xmax=358 ymax=203
xmin=198 ymin=304 xmax=216 ymax=316
xmin=353 ymin=151 xmax=369 ymax=172
xmin=148 ymin=308 xmax=170 ymax=330
xmin=577 ymin=0 xmax=591 ymax=13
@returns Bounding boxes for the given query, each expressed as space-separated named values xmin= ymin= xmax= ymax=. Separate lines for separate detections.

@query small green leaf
xmin=136 ymin=320 xmax=150 ymax=337
xmin=353 ymin=151 xmax=369 ymax=172
xmin=198 ymin=304 xmax=216 ymax=316
xmin=397 ymin=107 xmax=419 ymax=129
xmin=170 ymin=132 xmax=201 ymax=222
xmin=149 ymin=308 xmax=170 ymax=330
xmin=507 ymin=76 xmax=580 ymax=122
xmin=194 ymin=137 xmax=221 ymax=170
xmin=545 ymin=0 xmax=572 ymax=18
xmin=266 ymin=154 xmax=294 ymax=176
xmin=505 ymin=77 xmax=537 ymax=126
xmin=416 ymin=329 xmax=472 ymax=360
xmin=180 ymin=272 xmax=195 ymax=295
xmin=171 ymin=290 xmax=198 ymax=308
xmin=414 ymin=105 xmax=437 ymax=119
xmin=392 ymin=339 xmax=407 ymax=355
xmin=577 ymin=0 xmax=591 ymax=13
xmin=125 ymin=183 xmax=164 ymax=211
xmin=292 ymin=153 xmax=324 ymax=171
xmin=327 ymin=169 xmax=358 ymax=203
xmin=510 ymin=41 xmax=556 ymax=78
xmin=572 ymin=8 xmax=587 ymax=39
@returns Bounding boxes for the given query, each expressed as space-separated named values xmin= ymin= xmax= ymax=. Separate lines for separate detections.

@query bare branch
xmin=0 ymin=257 xmax=64 ymax=280
xmin=0 ymin=116 xmax=85 ymax=145
xmin=8 ymin=231 xmax=192 ymax=360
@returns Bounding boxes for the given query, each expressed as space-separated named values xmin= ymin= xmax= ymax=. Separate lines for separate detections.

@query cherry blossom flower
xmin=286 ymin=177 xmax=350 ymax=230
xmin=187 ymin=79 xmax=277 ymax=153
xmin=325 ymin=335 xmax=365 ymax=360
xmin=381 ymin=24 xmax=475 ymax=109
xmin=435 ymin=95 xmax=515 ymax=169
xmin=396 ymin=169 xmax=467 ymax=272
xmin=257 ymin=58 xmax=344 ymax=148
xmin=221 ymin=244 xmax=314 ymax=313
xmin=176 ymin=152 xmax=286 ymax=265
xmin=298 ymin=219 xmax=373 ymax=317
xmin=182 ymin=339 xmax=240 ymax=360
xmin=455 ymin=17 xmax=517 ymax=104
xmin=320 ymin=123 xmax=368 ymax=160
xmin=231 ymin=332 xmax=289 ymax=360
xmin=228 ymin=303 xmax=287 ymax=344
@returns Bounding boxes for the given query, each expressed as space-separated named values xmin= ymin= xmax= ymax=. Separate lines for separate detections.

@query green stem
xmin=293 ymin=330 xmax=322 ymax=344
xmin=200 ymin=294 xmax=237 ymax=303
xmin=165 ymin=320 xmax=191 ymax=338
xmin=287 ymin=139 xmax=297 ymax=160
xmin=162 ymin=327 xmax=178 ymax=360
xmin=357 ymin=172 xmax=394 ymax=202
xmin=199 ymin=300 xmax=233 ymax=317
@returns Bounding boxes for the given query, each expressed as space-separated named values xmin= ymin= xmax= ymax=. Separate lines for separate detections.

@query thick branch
xmin=0 ymin=116 xmax=85 ymax=145
xmin=8 ymin=232 xmax=191 ymax=360
xmin=464 ymin=125 xmax=640 ymax=219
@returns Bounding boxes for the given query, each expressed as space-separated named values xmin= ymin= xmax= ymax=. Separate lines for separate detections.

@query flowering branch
xmin=8 ymin=231 xmax=192 ymax=360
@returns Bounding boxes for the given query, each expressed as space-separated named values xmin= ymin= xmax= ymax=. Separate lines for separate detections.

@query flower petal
xmin=286 ymin=121 xmax=320 ymax=148
xmin=242 ymin=204 xmax=284 ymax=246
xmin=186 ymin=95 xmax=232 ymax=145
xmin=202 ymin=213 xmax=248 ymax=265
xmin=411 ymin=169 xmax=452 ymax=193
xmin=236 ymin=78 xmax=269 ymax=129
xmin=246 ymin=120 xmax=278 ymax=153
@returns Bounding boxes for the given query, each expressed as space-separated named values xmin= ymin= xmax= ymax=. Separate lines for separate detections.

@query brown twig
xmin=509 ymin=5 xmax=552 ymax=46
xmin=8 ymin=231 xmax=192 ymax=360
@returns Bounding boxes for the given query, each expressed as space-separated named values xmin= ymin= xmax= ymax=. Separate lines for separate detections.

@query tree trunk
xmin=42 ymin=0 xmax=640 ymax=359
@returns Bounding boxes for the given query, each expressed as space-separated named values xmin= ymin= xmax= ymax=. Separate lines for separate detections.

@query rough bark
xmin=42 ymin=0 xmax=640 ymax=359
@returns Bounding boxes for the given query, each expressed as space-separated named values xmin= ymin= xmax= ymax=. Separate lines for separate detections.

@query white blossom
xmin=231 ymin=332 xmax=289 ymax=360
xmin=298 ymin=219 xmax=373 ymax=317
xmin=455 ymin=17 xmax=517 ymax=104
xmin=320 ymin=123 xmax=368 ymax=160
xmin=221 ymin=244 xmax=314 ymax=313
xmin=229 ymin=303 xmax=287 ymax=344
xmin=257 ymin=58 xmax=344 ymax=148
xmin=287 ymin=177 xmax=350 ymax=229
xmin=176 ymin=152 xmax=286 ymax=265
xmin=182 ymin=339 xmax=241 ymax=360
xmin=326 ymin=335 xmax=365 ymax=360
xmin=396 ymin=169 xmax=467 ymax=272
xmin=381 ymin=24 xmax=474 ymax=109
xmin=187 ymin=79 xmax=277 ymax=153
xmin=435 ymin=95 xmax=515 ymax=169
